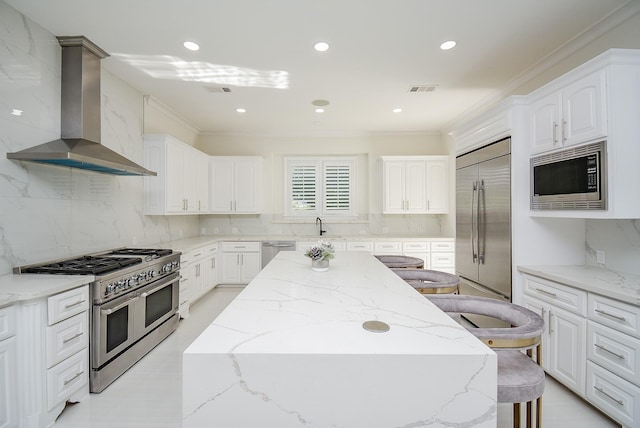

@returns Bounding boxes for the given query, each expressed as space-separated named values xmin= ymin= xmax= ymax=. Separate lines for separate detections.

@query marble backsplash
xmin=0 ymin=1 xmax=198 ymax=275
xmin=585 ymin=219 xmax=640 ymax=275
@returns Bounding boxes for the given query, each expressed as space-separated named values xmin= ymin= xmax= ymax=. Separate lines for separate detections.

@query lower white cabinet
xmin=523 ymin=272 xmax=640 ymax=426
xmin=179 ymin=243 xmax=219 ymax=318
xmin=15 ymin=285 xmax=90 ymax=428
xmin=0 ymin=306 xmax=17 ymax=428
xmin=220 ymin=242 xmax=261 ymax=284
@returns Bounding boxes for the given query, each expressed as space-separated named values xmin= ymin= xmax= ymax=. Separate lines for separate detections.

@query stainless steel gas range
xmin=16 ymin=248 xmax=181 ymax=392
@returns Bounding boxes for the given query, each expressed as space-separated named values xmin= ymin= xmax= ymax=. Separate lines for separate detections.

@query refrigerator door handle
xmin=478 ymin=179 xmax=485 ymax=264
xmin=471 ymin=181 xmax=478 ymax=263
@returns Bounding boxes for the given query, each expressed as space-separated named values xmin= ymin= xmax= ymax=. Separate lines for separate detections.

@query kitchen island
xmin=183 ymin=251 xmax=496 ymax=427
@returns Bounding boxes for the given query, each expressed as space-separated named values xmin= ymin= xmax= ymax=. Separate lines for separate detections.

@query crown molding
xmin=143 ymin=95 xmax=201 ymax=135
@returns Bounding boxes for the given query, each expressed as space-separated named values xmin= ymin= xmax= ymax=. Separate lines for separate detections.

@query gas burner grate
xmin=23 ymin=256 xmax=142 ymax=275
xmin=107 ymin=248 xmax=172 ymax=257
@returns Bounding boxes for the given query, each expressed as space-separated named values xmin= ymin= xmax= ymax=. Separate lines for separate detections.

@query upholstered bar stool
xmin=427 ymin=295 xmax=545 ymax=428
xmin=374 ymin=255 xmax=424 ymax=269
xmin=391 ymin=268 xmax=460 ymax=294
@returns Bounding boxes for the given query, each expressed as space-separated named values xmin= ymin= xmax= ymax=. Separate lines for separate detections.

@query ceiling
xmin=6 ymin=0 xmax=636 ymax=137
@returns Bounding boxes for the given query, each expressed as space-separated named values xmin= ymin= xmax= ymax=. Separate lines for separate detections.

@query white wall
xmin=197 ymin=133 xmax=454 ymax=237
xmin=0 ymin=1 xmax=199 ymax=275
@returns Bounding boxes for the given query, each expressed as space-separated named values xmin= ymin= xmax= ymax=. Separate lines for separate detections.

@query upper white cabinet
xmin=210 ymin=157 xmax=261 ymax=214
xmin=143 ymin=134 xmax=210 ymax=215
xmin=531 ymin=70 xmax=606 ymax=154
xmin=381 ymin=156 xmax=449 ymax=214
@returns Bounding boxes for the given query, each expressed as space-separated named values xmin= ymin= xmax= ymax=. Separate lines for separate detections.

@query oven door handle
xmin=100 ymin=296 xmax=138 ymax=315
xmin=139 ymin=281 xmax=174 ymax=298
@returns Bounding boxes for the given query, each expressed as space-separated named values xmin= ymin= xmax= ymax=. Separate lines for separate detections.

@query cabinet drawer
xmin=347 ymin=242 xmax=373 ymax=252
xmin=0 ymin=305 xmax=16 ymax=341
xmin=588 ymin=320 xmax=640 ymax=386
xmin=47 ymin=348 xmax=88 ymax=411
xmin=46 ymin=312 xmax=88 ymax=368
xmin=586 ymin=360 xmax=640 ymax=428
xmin=588 ymin=294 xmax=640 ymax=339
xmin=222 ymin=241 xmax=260 ymax=252
xmin=430 ymin=252 xmax=455 ymax=268
xmin=48 ymin=286 xmax=89 ymax=325
xmin=402 ymin=241 xmax=429 ymax=252
xmin=523 ymin=275 xmax=587 ymax=316
xmin=374 ymin=241 xmax=402 ymax=253
xmin=430 ymin=241 xmax=455 ymax=252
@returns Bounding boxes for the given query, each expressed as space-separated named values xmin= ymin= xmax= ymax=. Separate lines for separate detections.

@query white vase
xmin=311 ymin=259 xmax=330 ymax=272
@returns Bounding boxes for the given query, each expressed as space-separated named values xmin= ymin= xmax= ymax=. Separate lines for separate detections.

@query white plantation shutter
xmin=285 ymin=157 xmax=356 ymax=218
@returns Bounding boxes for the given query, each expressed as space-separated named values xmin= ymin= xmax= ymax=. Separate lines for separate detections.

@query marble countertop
xmin=186 ymin=251 xmax=490 ymax=356
xmin=0 ymin=273 xmax=94 ymax=307
xmin=518 ymin=265 xmax=640 ymax=307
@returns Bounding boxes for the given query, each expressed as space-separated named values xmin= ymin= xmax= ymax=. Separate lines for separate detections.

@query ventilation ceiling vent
xmin=205 ymin=86 xmax=232 ymax=93
xmin=408 ymin=85 xmax=437 ymax=93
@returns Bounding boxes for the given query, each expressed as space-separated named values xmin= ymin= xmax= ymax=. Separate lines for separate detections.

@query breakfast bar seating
xmin=374 ymin=254 xmax=424 ymax=269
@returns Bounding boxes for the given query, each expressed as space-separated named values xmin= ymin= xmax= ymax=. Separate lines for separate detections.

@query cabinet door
xmin=522 ymin=296 xmax=551 ymax=370
xmin=404 ymin=161 xmax=427 ymax=213
xmin=383 ymin=161 xmax=406 ymax=213
xmin=183 ymin=148 xmax=199 ymax=212
xmin=166 ymin=142 xmax=186 ymax=213
xmin=0 ymin=337 xmax=17 ymax=428
xmin=221 ymin=253 xmax=241 ymax=283
xmin=210 ymin=158 xmax=235 ymax=212
xmin=234 ymin=158 xmax=259 ymax=213
xmin=425 ymin=159 xmax=448 ymax=213
xmin=240 ymin=252 xmax=261 ymax=283
xmin=548 ymin=305 xmax=587 ymax=395
xmin=195 ymin=154 xmax=210 ymax=212
xmin=562 ymin=70 xmax=607 ymax=147
xmin=531 ymin=92 xmax=562 ymax=154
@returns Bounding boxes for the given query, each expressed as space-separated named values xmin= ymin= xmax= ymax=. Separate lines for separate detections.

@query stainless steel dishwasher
xmin=261 ymin=241 xmax=297 ymax=268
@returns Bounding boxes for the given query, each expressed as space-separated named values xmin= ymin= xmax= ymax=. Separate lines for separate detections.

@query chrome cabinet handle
xmin=553 ymin=122 xmax=558 ymax=144
xmin=595 ymin=309 xmax=626 ymax=322
xmin=562 ymin=120 xmax=567 ymax=142
xmin=63 ymin=332 xmax=83 ymax=344
xmin=535 ymin=288 xmax=557 ymax=298
xmin=477 ymin=180 xmax=485 ymax=264
xmin=64 ymin=299 xmax=85 ymax=309
xmin=594 ymin=343 xmax=625 ymax=360
xmin=594 ymin=386 xmax=624 ymax=406
xmin=549 ymin=310 xmax=554 ymax=335
xmin=64 ymin=371 xmax=85 ymax=386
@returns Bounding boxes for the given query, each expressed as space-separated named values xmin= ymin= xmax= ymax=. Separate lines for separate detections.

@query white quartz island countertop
xmin=183 ymin=252 xmax=496 ymax=427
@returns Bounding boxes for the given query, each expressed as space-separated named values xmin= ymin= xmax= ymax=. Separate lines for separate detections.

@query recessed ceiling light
xmin=183 ymin=41 xmax=200 ymax=51
xmin=440 ymin=40 xmax=457 ymax=50
xmin=11 ymin=109 xmax=23 ymax=116
xmin=314 ymin=41 xmax=330 ymax=52
xmin=236 ymin=108 xmax=246 ymax=113
xmin=315 ymin=108 xmax=325 ymax=113
xmin=392 ymin=108 xmax=402 ymax=113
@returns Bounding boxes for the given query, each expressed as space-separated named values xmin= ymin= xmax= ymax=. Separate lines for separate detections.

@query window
xmin=285 ymin=156 xmax=356 ymax=218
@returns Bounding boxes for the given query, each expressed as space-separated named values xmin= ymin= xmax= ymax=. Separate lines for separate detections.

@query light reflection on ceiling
xmin=113 ymin=53 xmax=289 ymax=89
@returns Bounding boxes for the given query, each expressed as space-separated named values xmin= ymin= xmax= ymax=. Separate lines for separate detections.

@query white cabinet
xmin=0 ymin=306 xmax=17 ymax=428
xmin=346 ymin=241 xmax=373 ymax=253
xmin=15 ymin=285 xmax=90 ymax=427
xmin=210 ymin=157 xmax=261 ymax=214
xmin=522 ymin=275 xmax=587 ymax=396
xmin=179 ymin=243 xmax=219 ymax=318
xmin=429 ymin=240 xmax=456 ymax=274
xmin=401 ymin=241 xmax=429 ymax=269
xmin=530 ymin=70 xmax=606 ymax=154
xmin=220 ymin=242 xmax=261 ymax=284
xmin=143 ymin=134 xmax=210 ymax=215
xmin=381 ymin=156 xmax=449 ymax=214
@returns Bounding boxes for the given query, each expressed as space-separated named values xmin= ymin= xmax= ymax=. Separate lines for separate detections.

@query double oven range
xmin=17 ymin=248 xmax=180 ymax=393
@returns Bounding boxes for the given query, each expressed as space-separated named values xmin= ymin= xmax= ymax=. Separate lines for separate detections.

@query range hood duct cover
xmin=7 ymin=36 xmax=156 ymax=176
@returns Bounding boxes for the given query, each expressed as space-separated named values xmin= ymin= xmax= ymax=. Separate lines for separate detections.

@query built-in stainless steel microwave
xmin=530 ymin=140 xmax=606 ymax=210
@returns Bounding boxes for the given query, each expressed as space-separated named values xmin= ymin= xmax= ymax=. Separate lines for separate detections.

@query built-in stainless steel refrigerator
xmin=455 ymin=137 xmax=511 ymax=327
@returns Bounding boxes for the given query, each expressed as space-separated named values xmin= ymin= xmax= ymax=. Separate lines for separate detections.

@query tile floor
xmin=53 ymin=287 xmax=621 ymax=428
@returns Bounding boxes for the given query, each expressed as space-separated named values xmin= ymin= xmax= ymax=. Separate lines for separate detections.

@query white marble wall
xmin=0 ymin=1 xmax=198 ymax=275
xmin=585 ymin=219 xmax=640 ymax=275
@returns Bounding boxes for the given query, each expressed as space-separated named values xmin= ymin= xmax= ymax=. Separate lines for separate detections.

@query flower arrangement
xmin=304 ymin=240 xmax=335 ymax=261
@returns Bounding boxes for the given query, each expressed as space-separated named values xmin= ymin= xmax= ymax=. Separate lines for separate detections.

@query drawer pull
xmin=594 ymin=343 xmax=625 ymax=360
xmin=63 ymin=332 xmax=84 ymax=344
xmin=594 ymin=386 xmax=624 ymax=406
xmin=535 ymin=288 xmax=557 ymax=298
xmin=594 ymin=309 xmax=626 ymax=322
xmin=64 ymin=300 xmax=86 ymax=309
xmin=63 ymin=371 xmax=85 ymax=386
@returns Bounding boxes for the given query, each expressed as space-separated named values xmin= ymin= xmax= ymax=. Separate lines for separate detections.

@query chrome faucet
xmin=315 ymin=217 xmax=326 ymax=236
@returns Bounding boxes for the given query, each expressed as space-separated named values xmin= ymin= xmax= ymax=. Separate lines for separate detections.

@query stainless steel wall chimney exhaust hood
xmin=7 ymin=36 xmax=156 ymax=176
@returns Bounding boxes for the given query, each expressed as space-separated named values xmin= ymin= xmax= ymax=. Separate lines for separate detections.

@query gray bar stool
xmin=428 ymin=295 xmax=545 ymax=428
xmin=391 ymin=268 xmax=460 ymax=294
xmin=374 ymin=255 xmax=424 ymax=269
